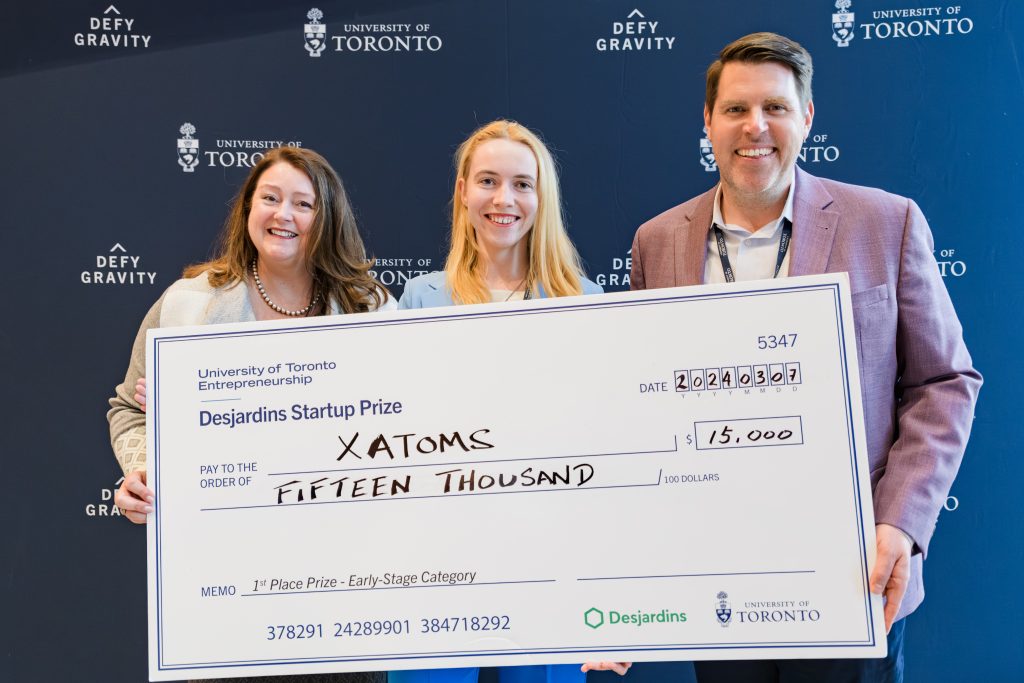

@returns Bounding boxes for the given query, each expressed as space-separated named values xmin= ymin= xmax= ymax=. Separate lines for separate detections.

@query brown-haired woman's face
xmin=247 ymin=162 xmax=316 ymax=269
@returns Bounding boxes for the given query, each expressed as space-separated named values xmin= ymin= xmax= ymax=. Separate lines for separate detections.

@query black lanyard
xmin=712 ymin=218 xmax=792 ymax=283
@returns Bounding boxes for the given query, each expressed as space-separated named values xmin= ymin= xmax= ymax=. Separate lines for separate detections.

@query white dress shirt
xmin=704 ymin=185 xmax=795 ymax=284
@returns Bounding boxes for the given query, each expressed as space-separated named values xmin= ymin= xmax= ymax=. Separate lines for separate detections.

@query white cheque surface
xmin=146 ymin=273 xmax=885 ymax=680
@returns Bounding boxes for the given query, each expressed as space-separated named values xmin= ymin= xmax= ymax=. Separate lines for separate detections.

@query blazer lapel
xmin=676 ymin=186 xmax=716 ymax=286
xmin=789 ymin=167 xmax=839 ymax=277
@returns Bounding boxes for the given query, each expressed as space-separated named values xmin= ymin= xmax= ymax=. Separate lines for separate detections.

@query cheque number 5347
xmin=757 ymin=334 xmax=797 ymax=350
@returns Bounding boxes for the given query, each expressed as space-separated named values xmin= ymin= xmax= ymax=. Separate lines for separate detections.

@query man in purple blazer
xmin=630 ymin=32 xmax=981 ymax=682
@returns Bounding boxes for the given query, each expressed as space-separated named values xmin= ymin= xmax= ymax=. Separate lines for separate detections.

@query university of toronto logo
xmin=305 ymin=8 xmax=327 ymax=57
xmin=715 ymin=591 xmax=732 ymax=627
xmin=301 ymin=7 xmax=443 ymax=54
xmin=833 ymin=0 xmax=855 ymax=47
xmin=177 ymin=123 xmax=199 ymax=173
xmin=700 ymin=133 xmax=717 ymax=172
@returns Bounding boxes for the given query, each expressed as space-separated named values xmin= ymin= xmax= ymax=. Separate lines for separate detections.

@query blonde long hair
xmin=183 ymin=146 xmax=386 ymax=313
xmin=445 ymin=120 xmax=585 ymax=305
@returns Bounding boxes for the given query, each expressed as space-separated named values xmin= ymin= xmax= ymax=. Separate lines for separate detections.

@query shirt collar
xmin=712 ymin=182 xmax=794 ymax=237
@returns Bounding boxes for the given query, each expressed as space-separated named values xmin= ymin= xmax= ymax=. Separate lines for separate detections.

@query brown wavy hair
xmin=183 ymin=146 xmax=386 ymax=313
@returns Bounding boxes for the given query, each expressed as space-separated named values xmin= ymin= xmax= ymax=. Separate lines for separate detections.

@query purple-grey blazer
xmin=631 ymin=166 xmax=981 ymax=620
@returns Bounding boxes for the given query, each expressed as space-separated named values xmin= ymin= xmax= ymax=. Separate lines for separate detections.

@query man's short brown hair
xmin=705 ymin=32 xmax=813 ymax=112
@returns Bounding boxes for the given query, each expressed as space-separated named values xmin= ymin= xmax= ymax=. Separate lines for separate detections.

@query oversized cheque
xmin=146 ymin=273 xmax=886 ymax=681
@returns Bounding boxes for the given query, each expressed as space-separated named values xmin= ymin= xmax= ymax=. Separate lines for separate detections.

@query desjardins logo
xmin=584 ymin=607 xmax=686 ymax=629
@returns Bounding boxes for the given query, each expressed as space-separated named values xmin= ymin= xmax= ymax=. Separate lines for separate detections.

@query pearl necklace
xmin=251 ymin=259 xmax=319 ymax=317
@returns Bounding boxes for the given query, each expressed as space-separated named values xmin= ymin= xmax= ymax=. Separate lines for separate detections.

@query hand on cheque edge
xmin=581 ymin=661 xmax=632 ymax=676
xmin=870 ymin=522 xmax=913 ymax=634
xmin=134 ymin=377 xmax=147 ymax=412
xmin=115 ymin=469 xmax=154 ymax=524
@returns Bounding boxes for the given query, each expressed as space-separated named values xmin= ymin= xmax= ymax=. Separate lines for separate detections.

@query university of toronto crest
xmin=833 ymin=0 xmax=855 ymax=47
xmin=305 ymin=8 xmax=326 ymax=57
xmin=716 ymin=591 xmax=732 ymax=627
xmin=177 ymin=122 xmax=199 ymax=172
xmin=700 ymin=133 xmax=717 ymax=172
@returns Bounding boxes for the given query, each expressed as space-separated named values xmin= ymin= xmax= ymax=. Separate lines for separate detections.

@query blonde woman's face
xmin=458 ymin=139 xmax=538 ymax=260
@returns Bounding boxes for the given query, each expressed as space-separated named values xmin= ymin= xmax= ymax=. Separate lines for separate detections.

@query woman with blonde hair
xmin=394 ymin=120 xmax=627 ymax=683
xmin=399 ymin=119 xmax=600 ymax=308
xmin=108 ymin=145 xmax=391 ymax=683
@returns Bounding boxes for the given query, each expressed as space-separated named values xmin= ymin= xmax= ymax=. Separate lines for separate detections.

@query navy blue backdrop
xmin=1 ymin=0 xmax=1020 ymax=680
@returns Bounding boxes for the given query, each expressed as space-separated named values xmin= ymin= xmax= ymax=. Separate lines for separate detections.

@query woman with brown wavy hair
xmin=107 ymin=146 xmax=389 ymax=683
xmin=181 ymin=145 xmax=388 ymax=315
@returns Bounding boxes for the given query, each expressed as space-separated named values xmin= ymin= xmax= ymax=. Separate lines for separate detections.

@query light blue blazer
xmin=389 ymin=269 xmax=601 ymax=683
xmin=398 ymin=270 xmax=603 ymax=310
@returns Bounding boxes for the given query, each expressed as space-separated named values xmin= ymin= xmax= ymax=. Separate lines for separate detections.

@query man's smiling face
xmin=704 ymin=60 xmax=814 ymax=209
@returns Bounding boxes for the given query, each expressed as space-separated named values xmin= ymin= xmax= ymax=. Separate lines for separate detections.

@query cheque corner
xmin=584 ymin=607 xmax=688 ymax=629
